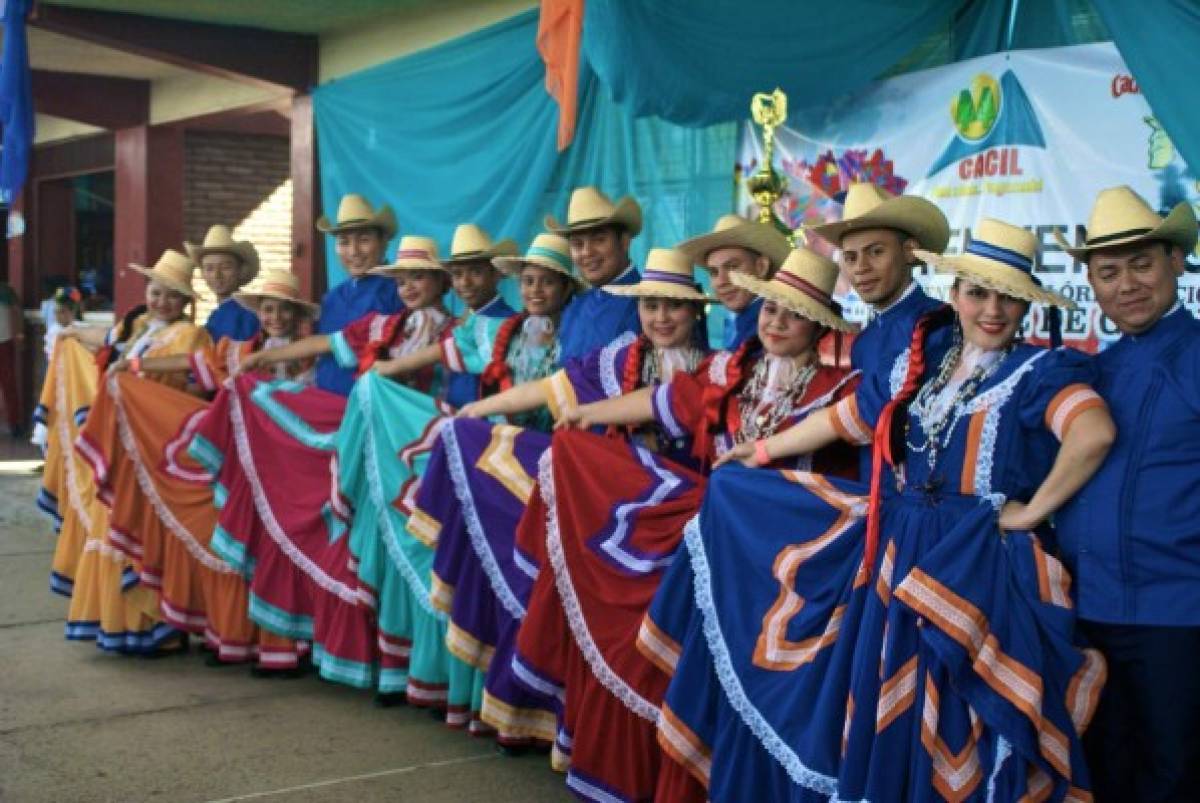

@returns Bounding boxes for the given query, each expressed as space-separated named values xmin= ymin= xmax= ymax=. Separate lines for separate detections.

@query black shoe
xmin=496 ymin=743 xmax=527 ymax=758
xmin=204 ymin=652 xmax=236 ymax=668
xmin=250 ymin=664 xmax=306 ymax=679
xmin=142 ymin=635 xmax=189 ymax=659
xmin=373 ymin=692 xmax=407 ymax=708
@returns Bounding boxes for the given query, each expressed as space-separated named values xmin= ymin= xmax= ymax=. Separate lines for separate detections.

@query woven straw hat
xmin=545 ymin=186 xmax=643 ymax=236
xmin=1053 ymin=185 xmax=1198 ymax=260
xmin=806 ymin=183 xmax=950 ymax=253
xmin=443 ymin=224 xmax=518 ymax=265
xmin=677 ymin=213 xmax=791 ymax=269
xmin=370 ymin=235 xmax=446 ymax=274
xmin=129 ymin=249 xmax=198 ymax=298
xmin=603 ymin=248 xmax=708 ymax=302
xmin=185 ymin=224 xmax=260 ymax=285
xmin=917 ymin=218 xmax=1073 ymax=308
xmin=730 ymin=246 xmax=852 ymax=332
xmin=492 ymin=233 xmax=583 ymax=285
xmin=233 ymin=269 xmax=319 ymax=315
xmin=316 ymin=194 xmax=398 ymax=241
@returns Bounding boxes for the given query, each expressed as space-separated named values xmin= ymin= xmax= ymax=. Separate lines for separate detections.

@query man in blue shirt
xmin=1055 ymin=186 xmax=1200 ymax=802
xmin=547 ymin=187 xmax=644 ymax=361
xmin=441 ymin=223 xmax=517 ymax=407
xmin=314 ymin=194 xmax=405 ymax=395
xmin=677 ymin=213 xmax=790 ymax=349
xmin=186 ymin=225 xmax=261 ymax=343
xmin=805 ymin=183 xmax=951 ymax=479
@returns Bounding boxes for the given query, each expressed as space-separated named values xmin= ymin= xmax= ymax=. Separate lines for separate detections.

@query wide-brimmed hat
xmin=185 ymin=224 xmax=260 ymax=285
xmin=316 ymin=194 xmax=398 ymax=241
xmin=129 ymin=249 xmax=198 ymax=298
xmin=492 ymin=233 xmax=583 ymax=286
xmin=1053 ymin=185 xmax=1199 ymax=260
xmin=603 ymin=248 xmax=708 ymax=302
xmin=917 ymin=218 xmax=1073 ymax=308
xmin=806 ymin=183 xmax=950 ymax=253
xmin=677 ymin=213 xmax=791 ymax=270
xmin=443 ymin=223 xmax=518 ymax=265
xmin=233 ymin=269 xmax=319 ymax=316
xmin=370 ymin=235 xmax=446 ymax=274
xmin=730 ymin=247 xmax=852 ymax=332
xmin=545 ymin=186 xmax=643 ymax=236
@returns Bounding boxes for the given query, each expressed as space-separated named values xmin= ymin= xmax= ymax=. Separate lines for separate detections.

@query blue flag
xmin=0 ymin=0 xmax=33 ymax=204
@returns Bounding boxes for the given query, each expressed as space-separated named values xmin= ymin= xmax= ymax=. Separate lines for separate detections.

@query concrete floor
xmin=0 ymin=448 xmax=569 ymax=803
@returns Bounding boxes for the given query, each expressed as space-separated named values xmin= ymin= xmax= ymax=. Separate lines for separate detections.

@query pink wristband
xmin=753 ymin=439 xmax=771 ymax=466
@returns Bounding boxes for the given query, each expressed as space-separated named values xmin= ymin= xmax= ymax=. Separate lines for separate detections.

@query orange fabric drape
xmin=536 ymin=0 xmax=584 ymax=150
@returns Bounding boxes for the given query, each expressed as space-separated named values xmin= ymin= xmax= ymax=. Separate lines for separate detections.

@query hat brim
xmin=544 ymin=196 xmax=643 ymax=237
xmin=185 ymin=241 xmax=261 ymax=285
xmin=805 ymin=196 xmax=951 ymax=254
xmin=233 ymin=291 xmax=319 ymax=316
xmin=914 ymin=249 xmax=1076 ymax=309
xmin=677 ymin=222 xmax=792 ymax=269
xmin=603 ymin=281 xmax=709 ymax=303
xmin=729 ymin=272 xmax=853 ymax=332
xmin=370 ymin=260 xmax=447 ymax=274
xmin=128 ymin=264 xmax=198 ymax=298
xmin=316 ymin=206 xmax=399 ymax=242
xmin=443 ymin=238 xmax=520 ymax=264
xmin=492 ymin=255 xmax=585 ymax=286
xmin=1053 ymin=201 xmax=1199 ymax=260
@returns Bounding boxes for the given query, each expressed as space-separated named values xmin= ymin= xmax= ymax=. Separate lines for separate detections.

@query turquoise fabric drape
xmin=314 ymin=9 xmax=735 ymax=291
xmin=581 ymin=0 xmax=964 ymax=127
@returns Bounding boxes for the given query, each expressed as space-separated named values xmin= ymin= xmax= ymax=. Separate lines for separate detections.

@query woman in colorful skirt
xmin=652 ymin=220 xmax=1115 ymax=802
xmin=68 ymin=250 xmax=212 ymax=654
xmin=215 ymin=236 xmax=451 ymax=693
xmin=389 ymin=235 xmax=579 ymax=745
xmin=516 ymin=246 xmax=855 ymax=802
xmin=106 ymin=269 xmax=318 ymax=673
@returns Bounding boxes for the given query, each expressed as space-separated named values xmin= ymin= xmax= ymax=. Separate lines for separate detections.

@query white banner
xmin=737 ymin=42 xmax=1199 ymax=351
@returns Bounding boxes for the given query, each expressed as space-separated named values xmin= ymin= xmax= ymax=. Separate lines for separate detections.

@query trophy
xmin=747 ymin=88 xmax=802 ymax=245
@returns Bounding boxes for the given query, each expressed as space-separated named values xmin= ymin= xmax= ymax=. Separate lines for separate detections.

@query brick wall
xmin=183 ymin=131 xmax=292 ymax=323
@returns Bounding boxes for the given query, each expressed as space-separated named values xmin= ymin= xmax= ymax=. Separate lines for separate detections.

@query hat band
xmin=526 ymin=246 xmax=572 ymax=272
xmin=641 ymin=269 xmax=695 ymax=287
xmin=396 ymin=249 xmax=434 ymax=261
xmin=452 ymin=249 xmax=488 ymax=258
xmin=259 ymin=282 xmax=298 ymax=297
xmin=1084 ymin=226 xmax=1153 ymax=247
xmin=964 ymin=240 xmax=1033 ymax=275
xmin=775 ymin=270 xmax=834 ymax=309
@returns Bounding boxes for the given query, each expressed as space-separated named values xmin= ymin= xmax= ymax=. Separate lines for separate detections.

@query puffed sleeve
xmin=827 ymin=350 xmax=903 ymax=446
xmin=650 ymin=353 xmax=721 ymax=441
xmin=1018 ymin=347 xmax=1106 ymax=440
xmin=328 ymin=312 xmax=379 ymax=369
xmin=542 ymin=332 xmax=636 ymax=421
xmin=188 ymin=338 xmax=227 ymax=393
xmin=440 ymin=315 xmax=505 ymax=375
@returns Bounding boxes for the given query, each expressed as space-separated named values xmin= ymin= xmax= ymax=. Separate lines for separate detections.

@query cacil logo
xmin=927 ymin=69 xmax=1046 ymax=178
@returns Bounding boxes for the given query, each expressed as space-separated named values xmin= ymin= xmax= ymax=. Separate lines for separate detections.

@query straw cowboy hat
xmin=370 ymin=235 xmax=446 ymax=274
xmin=233 ymin=269 xmax=320 ymax=316
xmin=1053 ymin=185 xmax=1199 ymax=260
xmin=493 ymin=233 xmax=584 ymax=285
xmin=603 ymin=248 xmax=708 ymax=302
xmin=806 ymin=182 xmax=950 ymax=253
xmin=731 ymin=246 xmax=852 ymax=332
xmin=545 ymin=186 xmax=643 ymax=236
xmin=129 ymin=249 xmax=198 ymax=298
xmin=917 ymin=218 xmax=1073 ymax=308
xmin=677 ymin=213 xmax=791 ymax=269
xmin=185 ymin=224 xmax=260 ymax=285
xmin=443 ymin=223 xmax=518 ymax=265
xmin=316 ymin=193 xmax=399 ymax=241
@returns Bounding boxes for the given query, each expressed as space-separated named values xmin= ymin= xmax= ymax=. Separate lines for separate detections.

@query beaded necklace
xmin=736 ymin=356 xmax=817 ymax=443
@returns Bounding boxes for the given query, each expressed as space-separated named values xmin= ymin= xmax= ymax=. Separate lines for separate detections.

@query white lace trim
xmin=439 ymin=421 xmax=526 ymax=620
xmin=965 ymin=351 xmax=1048 ymax=500
xmin=162 ymin=407 xmax=212 ymax=484
xmin=683 ymin=515 xmax=839 ymax=796
xmin=599 ymin=331 xmax=637 ymax=399
xmin=708 ymin=350 xmax=734 ymax=386
xmin=227 ymin=382 xmax=360 ymax=603
xmin=108 ymin=376 xmax=236 ymax=574
xmin=888 ymin=347 xmax=911 ymax=399
xmin=538 ymin=448 xmax=661 ymax=723
xmin=353 ymin=377 xmax=444 ymax=619
xmin=54 ymin=344 xmax=91 ymax=527
xmin=472 ymin=314 xmax=493 ymax=361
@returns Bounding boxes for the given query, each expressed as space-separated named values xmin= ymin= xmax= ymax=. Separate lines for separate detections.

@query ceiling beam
xmin=30 ymin=5 xmax=317 ymax=93
xmin=33 ymin=69 xmax=149 ymax=129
